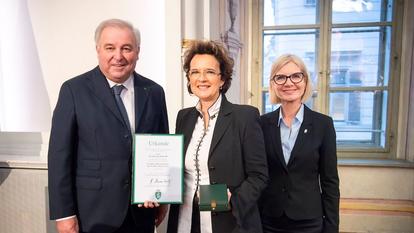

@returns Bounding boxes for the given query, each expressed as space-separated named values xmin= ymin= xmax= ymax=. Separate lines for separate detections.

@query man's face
xmin=96 ymin=26 xmax=139 ymax=83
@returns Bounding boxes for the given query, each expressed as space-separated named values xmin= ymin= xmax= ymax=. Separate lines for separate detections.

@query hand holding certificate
xmin=132 ymin=134 xmax=183 ymax=204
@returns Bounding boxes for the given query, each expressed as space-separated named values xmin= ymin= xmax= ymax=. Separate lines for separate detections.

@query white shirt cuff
xmin=55 ymin=215 xmax=76 ymax=221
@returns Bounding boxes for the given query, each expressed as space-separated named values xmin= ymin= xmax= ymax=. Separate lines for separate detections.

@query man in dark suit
xmin=48 ymin=19 xmax=169 ymax=233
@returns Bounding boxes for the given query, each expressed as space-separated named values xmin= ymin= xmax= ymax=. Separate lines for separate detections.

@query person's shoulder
xmin=228 ymin=104 xmax=260 ymax=121
xmin=177 ymin=107 xmax=195 ymax=117
xmin=305 ymin=106 xmax=333 ymax=123
xmin=134 ymin=72 xmax=163 ymax=90
xmin=260 ymin=110 xmax=276 ymax=119
xmin=179 ymin=106 xmax=194 ymax=113
xmin=61 ymin=67 xmax=98 ymax=87
xmin=232 ymin=104 xmax=259 ymax=115
xmin=257 ymin=108 xmax=280 ymax=128
xmin=175 ymin=107 xmax=196 ymax=125
xmin=306 ymin=106 xmax=331 ymax=119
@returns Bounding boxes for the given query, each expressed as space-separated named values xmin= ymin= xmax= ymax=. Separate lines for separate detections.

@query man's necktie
xmin=112 ymin=85 xmax=131 ymax=132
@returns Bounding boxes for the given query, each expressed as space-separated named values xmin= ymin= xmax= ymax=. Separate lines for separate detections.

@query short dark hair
xmin=183 ymin=40 xmax=234 ymax=94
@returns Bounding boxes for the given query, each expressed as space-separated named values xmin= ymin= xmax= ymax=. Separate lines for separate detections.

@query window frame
xmin=251 ymin=0 xmax=405 ymax=158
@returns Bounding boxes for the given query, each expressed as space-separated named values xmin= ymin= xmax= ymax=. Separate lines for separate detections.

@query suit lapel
xmin=209 ymin=96 xmax=232 ymax=159
xmin=133 ymin=73 xmax=149 ymax=132
xmin=287 ymin=105 xmax=313 ymax=166
xmin=267 ymin=109 xmax=288 ymax=171
xmin=87 ymin=67 xmax=125 ymax=126
xmin=180 ymin=109 xmax=199 ymax=153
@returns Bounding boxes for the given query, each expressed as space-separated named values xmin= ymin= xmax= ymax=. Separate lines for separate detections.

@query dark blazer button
xmin=209 ymin=166 xmax=215 ymax=171
xmin=211 ymin=181 xmax=217 ymax=184
xmin=124 ymin=134 xmax=129 ymax=138
xmin=282 ymin=188 xmax=286 ymax=192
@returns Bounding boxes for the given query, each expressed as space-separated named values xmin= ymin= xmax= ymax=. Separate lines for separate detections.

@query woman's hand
xmin=138 ymin=201 xmax=159 ymax=208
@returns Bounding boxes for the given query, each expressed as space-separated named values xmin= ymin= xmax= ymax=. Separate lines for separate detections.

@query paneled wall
xmin=1 ymin=165 xmax=413 ymax=233
xmin=0 ymin=166 xmax=55 ymax=233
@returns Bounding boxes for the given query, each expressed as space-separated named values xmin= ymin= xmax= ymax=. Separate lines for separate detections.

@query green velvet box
xmin=199 ymin=184 xmax=231 ymax=212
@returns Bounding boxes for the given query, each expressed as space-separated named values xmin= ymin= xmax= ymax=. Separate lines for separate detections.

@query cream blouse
xmin=177 ymin=95 xmax=222 ymax=233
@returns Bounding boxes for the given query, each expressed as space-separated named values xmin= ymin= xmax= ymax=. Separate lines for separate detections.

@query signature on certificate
xmin=149 ymin=176 xmax=170 ymax=186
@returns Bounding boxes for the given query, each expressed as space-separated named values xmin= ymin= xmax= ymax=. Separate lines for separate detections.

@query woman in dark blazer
xmin=167 ymin=40 xmax=268 ymax=233
xmin=259 ymin=54 xmax=340 ymax=233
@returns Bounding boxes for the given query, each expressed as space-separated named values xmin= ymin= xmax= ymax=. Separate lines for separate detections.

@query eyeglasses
xmin=188 ymin=69 xmax=221 ymax=79
xmin=272 ymin=72 xmax=304 ymax=85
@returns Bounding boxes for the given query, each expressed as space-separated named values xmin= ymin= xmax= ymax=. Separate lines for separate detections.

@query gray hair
xmin=94 ymin=19 xmax=141 ymax=47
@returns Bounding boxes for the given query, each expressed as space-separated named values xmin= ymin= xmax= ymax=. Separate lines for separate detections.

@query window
xmin=304 ymin=0 xmax=316 ymax=7
xmin=254 ymin=0 xmax=402 ymax=157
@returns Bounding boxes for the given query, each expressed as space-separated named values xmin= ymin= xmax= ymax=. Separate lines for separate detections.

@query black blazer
xmin=48 ymin=67 xmax=169 ymax=233
xmin=259 ymin=105 xmax=339 ymax=233
xmin=167 ymin=96 xmax=268 ymax=233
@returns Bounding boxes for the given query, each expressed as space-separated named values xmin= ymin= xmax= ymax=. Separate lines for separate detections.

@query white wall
xmin=0 ymin=0 xmax=183 ymax=164
xmin=0 ymin=1 xmax=182 ymax=232
xmin=28 ymin=0 xmax=181 ymax=121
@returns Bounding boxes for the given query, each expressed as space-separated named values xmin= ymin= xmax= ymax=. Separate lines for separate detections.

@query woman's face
xmin=188 ymin=54 xmax=224 ymax=104
xmin=272 ymin=61 xmax=306 ymax=104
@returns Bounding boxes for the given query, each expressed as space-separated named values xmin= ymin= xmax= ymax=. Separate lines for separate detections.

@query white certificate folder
xmin=132 ymin=134 xmax=183 ymax=204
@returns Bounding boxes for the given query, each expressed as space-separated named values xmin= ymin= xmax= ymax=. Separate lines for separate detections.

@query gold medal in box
xmin=199 ymin=184 xmax=231 ymax=212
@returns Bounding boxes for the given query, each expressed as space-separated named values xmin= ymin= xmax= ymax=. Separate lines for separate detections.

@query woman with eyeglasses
xmin=166 ymin=40 xmax=268 ymax=233
xmin=259 ymin=54 xmax=340 ymax=233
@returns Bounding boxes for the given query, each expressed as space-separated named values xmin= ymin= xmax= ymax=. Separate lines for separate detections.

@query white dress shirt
xmin=177 ymin=95 xmax=222 ymax=233
xmin=107 ymin=75 xmax=135 ymax=133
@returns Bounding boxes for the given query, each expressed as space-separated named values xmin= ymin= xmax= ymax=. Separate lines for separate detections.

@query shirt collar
xmin=278 ymin=104 xmax=304 ymax=127
xmin=196 ymin=94 xmax=222 ymax=119
xmin=106 ymin=74 xmax=134 ymax=91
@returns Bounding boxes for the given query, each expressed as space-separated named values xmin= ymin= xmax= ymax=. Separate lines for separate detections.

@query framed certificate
xmin=131 ymin=134 xmax=183 ymax=204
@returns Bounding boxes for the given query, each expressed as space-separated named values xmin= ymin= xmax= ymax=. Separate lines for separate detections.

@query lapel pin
xmin=304 ymin=129 xmax=308 ymax=134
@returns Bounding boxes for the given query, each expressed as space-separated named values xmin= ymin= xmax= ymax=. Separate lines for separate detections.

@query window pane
xmin=263 ymin=0 xmax=319 ymax=26
xmin=332 ymin=0 xmax=393 ymax=23
xmin=263 ymin=29 xmax=319 ymax=89
xmin=259 ymin=0 xmax=396 ymax=154
xmin=330 ymin=26 xmax=391 ymax=88
xmin=330 ymin=90 xmax=387 ymax=148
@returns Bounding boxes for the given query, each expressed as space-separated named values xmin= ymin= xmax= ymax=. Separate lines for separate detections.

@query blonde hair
xmin=269 ymin=54 xmax=313 ymax=104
